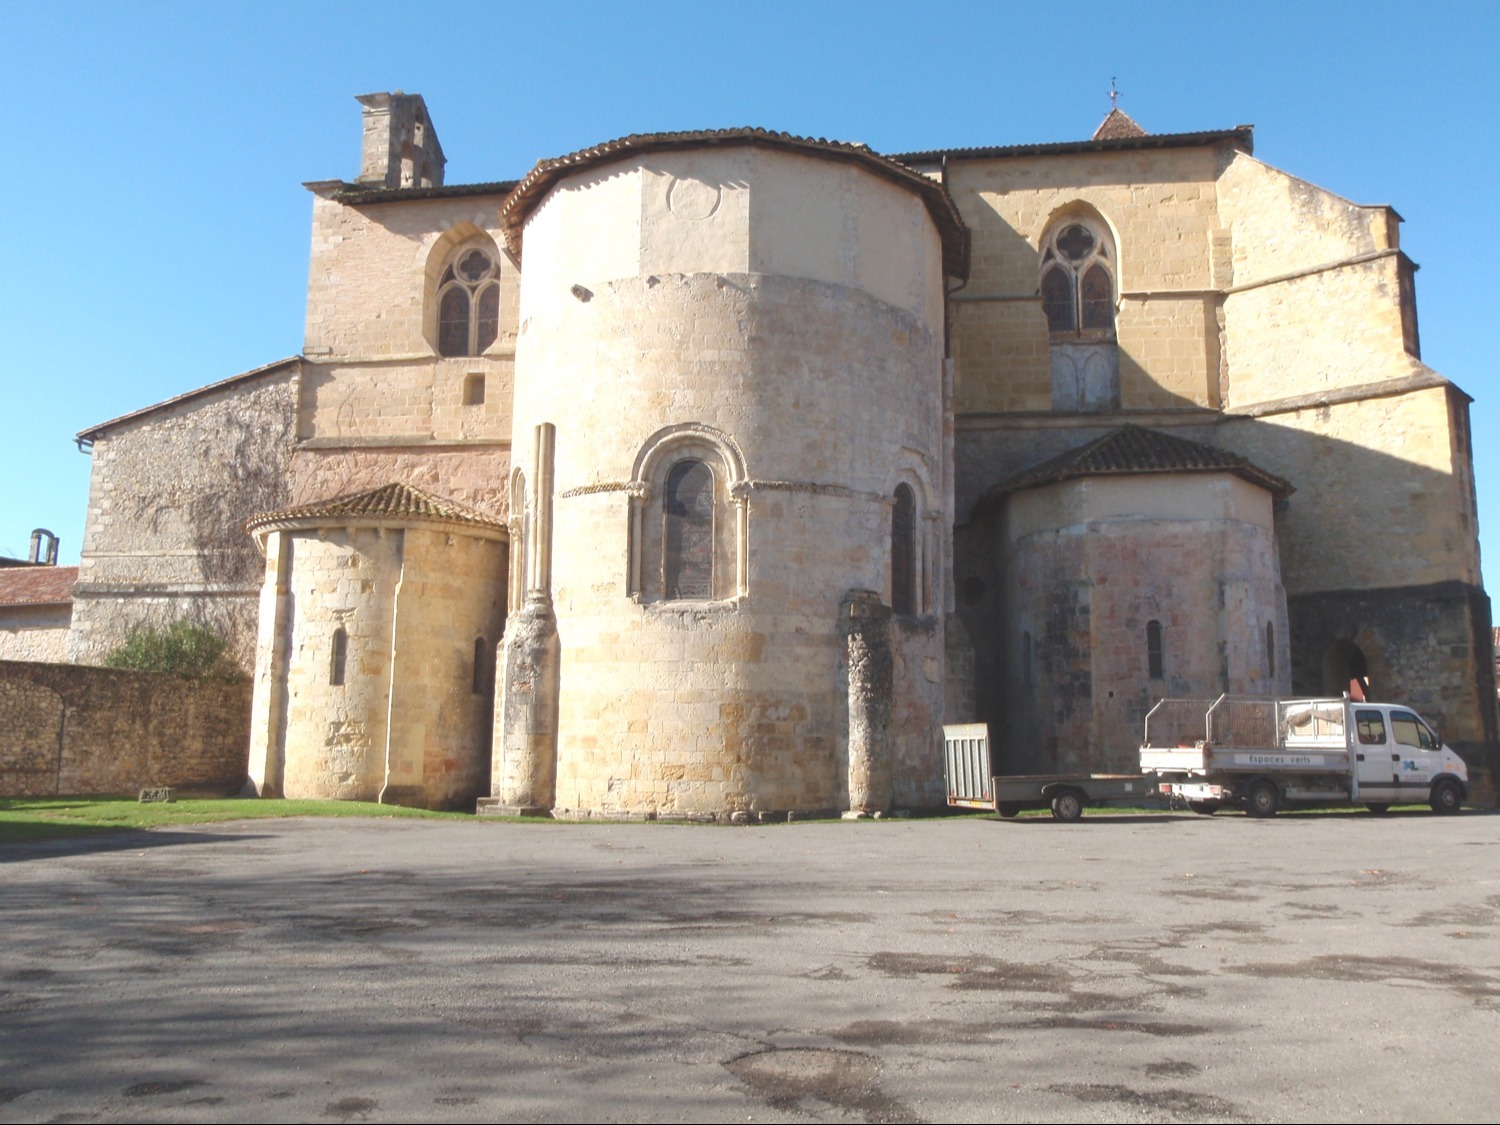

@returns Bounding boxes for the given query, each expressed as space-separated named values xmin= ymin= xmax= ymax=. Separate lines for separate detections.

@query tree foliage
xmin=103 ymin=619 xmax=242 ymax=680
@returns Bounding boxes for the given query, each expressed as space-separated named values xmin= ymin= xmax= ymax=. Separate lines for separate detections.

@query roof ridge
xmin=888 ymin=125 xmax=1253 ymax=164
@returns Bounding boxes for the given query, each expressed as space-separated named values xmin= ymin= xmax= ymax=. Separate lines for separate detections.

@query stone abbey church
xmin=57 ymin=92 xmax=1495 ymax=814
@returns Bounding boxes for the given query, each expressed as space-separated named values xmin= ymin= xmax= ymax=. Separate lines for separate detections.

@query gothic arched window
xmin=1041 ymin=214 xmax=1120 ymax=412
xmin=663 ymin=459 xmax=715 ymax=600
xmin=1040 ymin=220 xmax=1116 ymax=338
xmin=891 ymin=483 xmax=917 ymax=616
xmin=437 ymin=246 xmax=500 ymax=357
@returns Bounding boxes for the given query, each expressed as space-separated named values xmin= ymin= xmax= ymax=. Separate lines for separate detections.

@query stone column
xmin=246 ymin=531 xmax=292 ymax=797
xmin=480 ymin=423 xmax=560 ymax=816
xmin=842 ymin=589 xmax=893 ymax=817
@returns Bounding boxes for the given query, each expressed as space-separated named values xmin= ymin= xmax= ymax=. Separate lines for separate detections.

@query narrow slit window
xmin=472 ymin=636 xmax=489 ymax=695
xmin=891 ymin=484 xmax=916 ymax=615
xmin=1266 ymin=621 xmax=1276 ymax=679
xmin=1146 ymin=620 xmax=1164 ymax=680
xmin=330 ymin=627 xmax=348 ymax=686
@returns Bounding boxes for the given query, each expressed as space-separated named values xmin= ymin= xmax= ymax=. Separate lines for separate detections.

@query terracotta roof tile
xmin=1092 ymin=107 xmax=1148 ymax=141
xmin=983 ymin=425 xmax=1294 ymax=506
xmin=0 ymin=565 xmax=77 ymax=607
xmin=247 ymin=483 xmax=503 ymax=533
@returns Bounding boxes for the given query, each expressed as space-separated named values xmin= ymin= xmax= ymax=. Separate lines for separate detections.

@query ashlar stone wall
xmin=296 ymin=190 xmax=517 ymax=528
xmin=946 ymin=144 xmax=1225 ymax=416
xmin=996 ymin=473 xmax=1289 ymax=774
xmin=1219 ymin=386 xmax=1479 ymax=595
xmin=1217 ymin=152 xmax=1419 ymax=407
xmin=0 ymin=660 xmax=251 ymax=798
xmin=250 ymin=522 xmax=505 ymax=810
xmin=509 ymin=146 xmax=948 ymax=817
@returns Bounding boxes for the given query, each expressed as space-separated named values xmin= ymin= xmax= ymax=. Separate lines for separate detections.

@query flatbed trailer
xmin=943 ymin=723 xmax=1156 ymax=820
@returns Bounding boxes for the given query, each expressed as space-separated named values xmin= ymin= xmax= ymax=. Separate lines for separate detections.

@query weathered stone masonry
xmin=54 ymin=95 xmax=1497 ymax=811
xmin=0 ymin=660 xmax=251 ymax=798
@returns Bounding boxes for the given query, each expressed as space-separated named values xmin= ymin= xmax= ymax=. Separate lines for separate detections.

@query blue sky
xmin=4 ymin=1 xmax=1497 ymax=587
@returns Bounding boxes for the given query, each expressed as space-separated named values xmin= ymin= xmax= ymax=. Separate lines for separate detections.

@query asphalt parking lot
xmin=2 ymin=809 xmax=1497 ymax=1123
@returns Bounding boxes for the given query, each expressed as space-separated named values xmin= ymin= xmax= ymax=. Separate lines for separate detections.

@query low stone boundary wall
xmin=0 ymin=660 xmax=251 ymax=798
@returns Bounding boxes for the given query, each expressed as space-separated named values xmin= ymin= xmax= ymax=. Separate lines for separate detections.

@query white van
xmin=1140 ymin=695 xmax=1470 ymax=817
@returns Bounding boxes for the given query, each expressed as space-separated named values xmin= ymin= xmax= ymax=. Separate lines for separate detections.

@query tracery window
xmin=437 ymin=247 xmax=500 ymax=357
xmin=1040 ymin=220 xmax=1116 ymax=338
xmin=1040 ymin=214 xmax=1120 ymax=412
xmin=664 ymin=459 xmax=715 ymax=600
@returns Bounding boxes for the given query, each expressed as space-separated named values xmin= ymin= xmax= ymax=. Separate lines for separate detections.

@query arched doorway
xmin=1321 ymin=638 xmax=1369 ymax=697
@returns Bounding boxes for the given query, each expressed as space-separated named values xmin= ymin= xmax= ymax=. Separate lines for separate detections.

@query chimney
xmin=354 ymin=91 xmax=446 ymax=189
xmin=28 ymin=528 xmax=58 ymax=566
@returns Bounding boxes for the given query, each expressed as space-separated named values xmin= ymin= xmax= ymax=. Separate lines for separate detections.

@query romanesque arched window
xmin=437 ymin=245 xmax=500 ymax=357
xmin=629 ymin=424 xmax=748 ymax=605
xmin=891 ymin=483 xmax=916 ymax=616
xmin=664 ymin=459 xmax=715 ymax=600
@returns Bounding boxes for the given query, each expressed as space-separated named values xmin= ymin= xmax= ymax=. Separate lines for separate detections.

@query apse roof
xmin=497 ymin=127 xmax=970 ymax=278
xmin=983 ymin=424 xmax=1295 ymax=507
xmin=246 ymin=483 xmax=504 ymax=534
